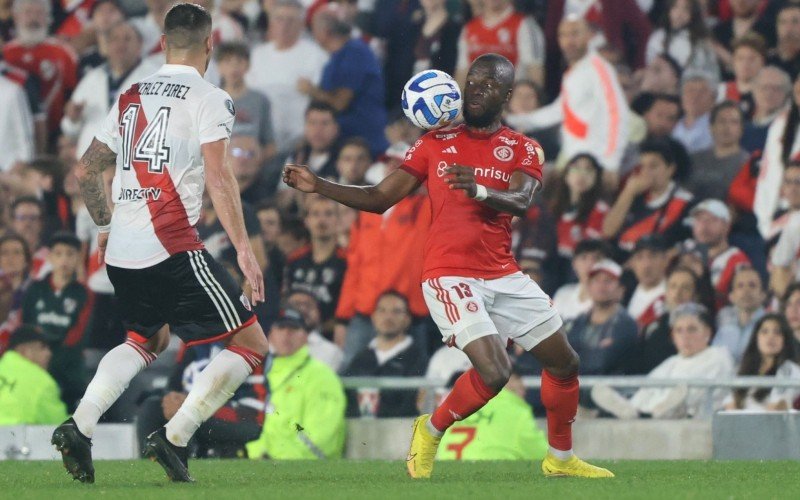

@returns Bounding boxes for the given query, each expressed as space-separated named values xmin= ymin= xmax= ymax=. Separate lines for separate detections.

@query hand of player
xmin=297 ymin=78 xmax=314 ymax=96
xmin=283 ymin=164 xmax=318 ymax=193
xmin=444 ymin=165 xmax=477 ymax=198
xmin=97 ymin=231 xmax=109 ymax=265
xmin=238 ymin=247 xmax=265 ymax=305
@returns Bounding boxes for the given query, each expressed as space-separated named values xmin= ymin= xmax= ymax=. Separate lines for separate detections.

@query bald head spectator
xmin=4 ymin=0 xmax=78 ymax=142
xmin=566 ymin=259 xmax=638 ymax=376
xmin=247 ymin=0 xmax=329 ymax=154
xmin=672 ymin=70 xmax=717 ymax=154
xmin=302 ymin=5 xmax=388 ymax=157
xmin=456 ymin=0 xmax=545 ymax=87
xmin=767 ymin=3 xmax=800 ymax=80
xmin=687 ymin=101 xmax=749 ymax=201
xmin=61 ymin=21 xmax=159 ymax=157
xmin=507 ymin=16 xmax=629 ymax=173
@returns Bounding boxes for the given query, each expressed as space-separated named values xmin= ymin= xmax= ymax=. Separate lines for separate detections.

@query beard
xmin=463 ymin=105 xmax=497 ymax=128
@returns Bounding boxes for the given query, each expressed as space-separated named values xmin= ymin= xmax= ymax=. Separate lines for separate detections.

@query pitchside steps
xmin=0 ymin=415 xmax=793 ymax=461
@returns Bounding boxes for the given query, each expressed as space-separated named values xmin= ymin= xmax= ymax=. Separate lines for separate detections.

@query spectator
xmin=645 ymin=0 xmax=719 ymax=78
xmin=632 ymin=265 xmax=699 ymax=374
xmin=246 ymin=308 xmax=346 ymax=459
xmin=410 ymin=0 xmax=460 ymax=78
xmin=437 ymin=370 xmax=548 ymax=461
xmin=247 ymin=0 xmax=328 ymax=154
xmin=284 ymin=196 xmax=347 ymax=330
xmin=543 ymin=0 xmax=652 ymax=98
xmin=717 ymin=33 xmax=767 ymax=118
xmin=342 ymin=291 xmax=427 ymax=417
xmin=507 ymin=16 xmax=629 ymax=173
xmin=783 ymin=284 xmax=800 ymax=348
xmin=0 ymin=325 xmax=67 ymax=425
xmin=8 ymin=196 xmax=47 ymax=278
xmin=77 ymin=0 xmax=126 ymax=75
xmin=565 ymin=259 xmax=638 ymax=375
xmin=742 ymin=66 xmax=791 ymax=153
xmin=136 ymin=341 xmax=264 ymax=457
xmin=255 ymin=200 xmax=286 ymax=302
xmin=336 ymin=160 xmax=430 ymax=365
xmin=686 ymin=200 xmax=750 ymax=309
xmin=130 ymin=0 xmax=175 ymax=57
xmin=637 ymin=53 xmax=682 ymax=95
xmin=61 ymin=20 xmax=158 ymax=158
xmin=770 ymin=162 xmax=800 ymax=297
xmin=285 ymin=288 xmax=344 ymax=372
xmin=21 ymin=232 xmax=92 ymax=411
xmin=335 ymin=137 xmax=371 ymax=185
xmin=304 ymin=5 xmax=388 ymax=157
xmin=4 ymin=0 xmax=78 ymax=144
xmin=198 ymin=189 xmax=267 ymax=273
xmin=687 ymin=102 xmax=749 ymax=201
xmin=0 ymin=235 xmax=32 ymax=350
xmin=754 ymin=71 xmax=800 ymax=240
xmin=636 ymin=93 xmax=682 ymax=139
xmin=216 ymin=42 xmax=276 ymax=169
xmin=282 ymin=101 xmax=340 ymax=189
xmin=276 ymin=215 xmax=309 ymax=259
xmin=552 ymin=239 xmax=609 ymax=321
xmin=603 ymin=138 xmax=693 ymax=253
xmin=626 ymin=234 xmax=669 ymax=329
xmin=0 ymin=66 xmax=34 ymax=170
xmin=712 ymin=0 xmax=775 ymax=55
xmin=505 ymin=80 xmax=560 ymax=158
xmin=713 ymin=266 xmax=766 ymax=364
xmin=13 ymin=157 xmax=72 ymax=232
xmin=228 ymin=133 xmax=275 ymax=206
xmin=672 ymin=70 xmax=717 ymax=154
xmin=591 ymin=303 xmax=734 ymax=419
xmin=550 ymin=154 xmax=608 ymax=265
xmin=455 ymin=0 xmax=545 ymax=87
xmin=767 ymin=3 xmax=800 ymax=80
xmin=724 ymin=314 xmax=800 ymax=411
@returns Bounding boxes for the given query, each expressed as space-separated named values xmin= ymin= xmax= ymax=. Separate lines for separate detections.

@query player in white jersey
xmin=51 ymin=3 xmax=269 ymax=483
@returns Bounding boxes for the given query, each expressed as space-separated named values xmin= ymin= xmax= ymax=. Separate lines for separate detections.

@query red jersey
xmin=401 ymin=125 xmax=544 ymax=280
xmin=464 ymin=12 xmax=525 ymax=65
xmin=556 ymin=201 xmax=608 ymax=257
xmin=3 ymin=37 xmax=78 ymax=132
xmin=710 ymin=246 xmax=751 ymax=310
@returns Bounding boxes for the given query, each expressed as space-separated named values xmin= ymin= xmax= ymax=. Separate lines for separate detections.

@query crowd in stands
xmin=3 ymin=0 xmax=800 ymax=459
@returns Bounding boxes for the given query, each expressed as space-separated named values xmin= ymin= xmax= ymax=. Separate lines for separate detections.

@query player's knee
xmin=547 ymin=350 xmax=579 ymax=378
xmin=479 ymin=360 xmax=512 ymax=392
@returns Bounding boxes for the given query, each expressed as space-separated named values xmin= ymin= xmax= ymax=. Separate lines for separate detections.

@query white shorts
xmin=421 ymin=272 xmax=563 ymax=351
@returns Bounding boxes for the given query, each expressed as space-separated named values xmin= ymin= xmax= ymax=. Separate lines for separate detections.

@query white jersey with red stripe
xmin=95 ymin=64 xmax=235 ymax=269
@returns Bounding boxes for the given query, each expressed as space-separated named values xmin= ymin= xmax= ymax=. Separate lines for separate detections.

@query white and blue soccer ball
xmin=401 ymin=69 xmax=462 ymax=130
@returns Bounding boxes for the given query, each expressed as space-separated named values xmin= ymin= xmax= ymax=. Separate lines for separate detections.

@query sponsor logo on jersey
xmin=118 ymin=187 xmax=162 ymax=201
xmin=225 ymin=99 xmax=236 ymax=116
xmin=437 ymin=161 xmax=448 ymax=177
xmin=435 ymin=131 xmax=460 ymax=140
xmin=498 ymin=136 xmax=518 ymax=146
xmin=473 ymin=166 xmax=511 ymax=182
xmin=493 ymin=145 xmax=514 ymax=162
xmin=441 ymin=146 xmax=458 ymax=154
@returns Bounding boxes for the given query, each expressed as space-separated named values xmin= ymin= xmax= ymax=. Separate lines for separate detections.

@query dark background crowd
xmin=3 ymin=0 xmax=800 ymax=449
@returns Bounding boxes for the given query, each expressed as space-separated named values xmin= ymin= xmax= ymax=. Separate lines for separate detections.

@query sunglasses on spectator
xmin=230 ymin=147 xmax=256 ymax=160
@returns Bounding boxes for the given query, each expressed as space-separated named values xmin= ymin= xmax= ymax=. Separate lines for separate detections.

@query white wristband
xmin=97 ymin=224 xmax=111 ymax=234
xmin=472 ymin=184 xmax=488 ymax=201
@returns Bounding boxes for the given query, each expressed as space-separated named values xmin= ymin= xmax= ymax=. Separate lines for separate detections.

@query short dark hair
xmin=48 ymin=231 xmax=81 ymax=251
xmin=573 ymin=238 xmax=612 ymax=259
xmin=632 ymin=92 xmax=680 ymax=115
xmin=164 ymin=3 xmax=212 ymax=49
xmin=339 ymin=137 xmax=371 ymax=157
xmin=376 ymin=290 xmax=411 ymax=314
xmin=639 ymin=136 xmax=677 ymax=165
xmin=710 ymin=100 xmax=744 ymax=125
xmin=215 ymin=41 xmax=250 ymax=62
xmin=11 ymin=196 xmax=43 ymax=216
xmin=280 ymin=216 xmax=310 ymax=242
xmin=305 ymin=100 xmax=337 ymax=118
xmin=728 ymin=264 xmax=762 ymax=294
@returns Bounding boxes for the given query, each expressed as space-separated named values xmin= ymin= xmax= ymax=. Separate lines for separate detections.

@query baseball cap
xmin=273 ymin=307 xmax=307 ymax=331
xmin=689 ymin=199 xmax=731 ymax=223
xmin=8 ymin=324 xmax=57 ymax=349
xmin=589 ymin=259 xmax=622 ymax=280
xmin=632 ymin=234 xmax=668 ymax=254
xmin=48 ymin=231 xmax=81 ymax=251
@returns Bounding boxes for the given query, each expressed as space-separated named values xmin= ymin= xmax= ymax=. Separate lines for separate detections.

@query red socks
xmin=540 ymin=369 xmax=578 ymax=451
xmin=430 ymin=369 xmax=499 ymax=432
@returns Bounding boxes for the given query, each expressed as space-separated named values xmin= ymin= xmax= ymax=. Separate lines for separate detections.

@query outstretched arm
xmin=203 ymin=139 xmax=265 ymax=304
xmin=283 ymin=164 xmax=421 ymax=214
xmin=445 ymin=166 xmax=538 ymax=217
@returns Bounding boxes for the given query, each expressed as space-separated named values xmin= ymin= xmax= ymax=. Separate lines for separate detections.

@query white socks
xmin=549 ymin=446 xmax=574 ymax=461
xmin=164 ymin=347 xmax=261 ymax=447
xmin=73 ymin=340 xmax=156 ymax=438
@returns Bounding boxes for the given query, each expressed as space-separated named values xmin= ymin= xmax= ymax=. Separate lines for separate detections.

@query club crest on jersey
xmin=225 ymin=99 xmax=236 ymax=116
xmin=493 ymin=146 xmax=514 ymax=162
xmin=465 ymin=301 xmax=479 ymax=313
xmin=437 ymin=161 xmax=448 ymax=177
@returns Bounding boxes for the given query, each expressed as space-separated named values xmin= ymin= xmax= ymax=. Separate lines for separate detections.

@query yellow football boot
xmin=541 ymin=453 xmax=615 ymax=478
xmin=405 ymin=414 xmax=441 ymax=479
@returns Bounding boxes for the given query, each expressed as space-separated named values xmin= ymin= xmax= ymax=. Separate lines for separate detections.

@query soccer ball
xmin=401 ymin=70 xmax=462 ymax=130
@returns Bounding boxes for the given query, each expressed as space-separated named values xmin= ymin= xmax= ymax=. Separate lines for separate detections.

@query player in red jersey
xmin=284 ymin=53 xmax=613 ymax=479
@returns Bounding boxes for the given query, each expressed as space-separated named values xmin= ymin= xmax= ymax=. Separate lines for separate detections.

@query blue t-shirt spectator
xmin=320 ymin=39 xmax=389 ymax=157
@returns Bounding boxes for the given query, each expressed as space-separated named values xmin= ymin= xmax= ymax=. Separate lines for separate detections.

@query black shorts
xmin=107 ymin=249 xmax=256 ymax=346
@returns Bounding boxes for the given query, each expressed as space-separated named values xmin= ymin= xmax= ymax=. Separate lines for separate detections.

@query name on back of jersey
xmin=135 ymin=81 xmax=191 ymax=100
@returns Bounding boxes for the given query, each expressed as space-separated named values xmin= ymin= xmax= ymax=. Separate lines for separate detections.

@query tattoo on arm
xmin=78 ymin=139 xmax=116 ymax=227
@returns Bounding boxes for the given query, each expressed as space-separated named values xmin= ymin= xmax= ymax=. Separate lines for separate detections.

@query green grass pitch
xmin=0 ymin=460 xmax=797 ymax=499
